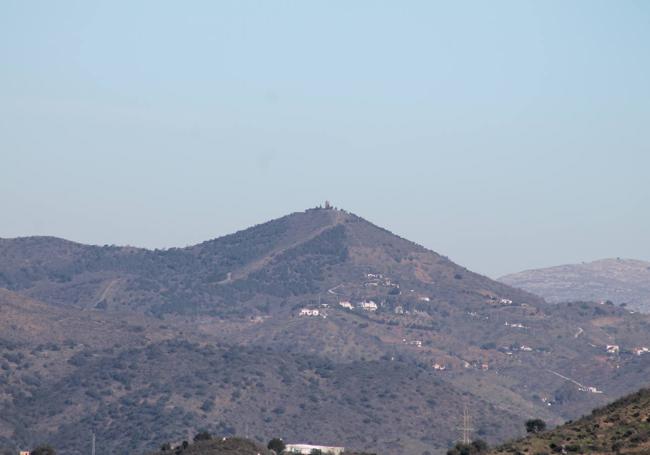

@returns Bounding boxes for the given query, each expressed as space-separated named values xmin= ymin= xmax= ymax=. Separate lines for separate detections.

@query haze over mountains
xmin=500 ymin=258 xmax=650 ymax=313
xmin=1 ymin=206 xmax=649 ymax=455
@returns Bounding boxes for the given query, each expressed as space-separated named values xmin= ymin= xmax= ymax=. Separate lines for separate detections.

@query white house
xmin=505 ymin=322 xmax=527 ymax=329
xmin=583 ymin=386 xmax=603 ymax=394
xmin=499 ymin=298 xmax=513 ymax=305
xmin=606 ymin=344 xmax=620 ymax=354
xmin=359 ymin=300 xmax=378 ymax=311
xmin=633 ymin=347 xmax=649 ymax=356
xmin=299 ymin=308 xmax=319 ymax=317
xmin=338 ymin=300 xmax=354 ymax=310
xmin=285 ymin=444 xmax=345 ymax=454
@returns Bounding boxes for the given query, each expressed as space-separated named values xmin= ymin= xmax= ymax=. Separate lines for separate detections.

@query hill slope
xmin=489 ymin=388 xmax=650 ymax=454
xmin=0 ymin=207 xmax=538 ymax=317
xmin=1 ymin=207 xmax=649 ymax=454
xmin=499 ymin=258 xmax=650 ymax=313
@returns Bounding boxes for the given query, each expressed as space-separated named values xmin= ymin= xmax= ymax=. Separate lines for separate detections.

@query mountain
xmin=1 ymin=207 xmax=649 ymax=455
xmin=499 ymin=258 xmax=650 ymax=313
xmin=489 ymin=387 xmax=650 ymax=454
xmin=0 ymin=207 xmax=537 ymax=317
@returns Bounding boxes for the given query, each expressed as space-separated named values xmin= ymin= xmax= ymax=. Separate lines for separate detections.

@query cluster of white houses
xmin=605 ymin=345 xmax=649 ymax=356
xmin=338 ymin=299 xmax=378 ymax=312
xmin=298 ymin=299 xmax=382 ymax=317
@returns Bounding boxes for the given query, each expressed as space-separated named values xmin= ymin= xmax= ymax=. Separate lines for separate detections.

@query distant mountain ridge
xmin=499 ymin=258 xmax=650 ymax=313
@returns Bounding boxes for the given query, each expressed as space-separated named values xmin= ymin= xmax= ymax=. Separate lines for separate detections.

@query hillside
xmin=1 ymin=207 xmax=649 ymax=454
xmin=489 ymin=388 xmax=650 ymax=454
xmin=500 ymin=258 xmax=650 ymax=313
xmin=0 ymin=207 xmax=537 ymax=317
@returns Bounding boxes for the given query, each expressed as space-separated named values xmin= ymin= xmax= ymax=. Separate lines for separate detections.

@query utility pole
xmin=91 ymin=432 xmax=96 ymax=455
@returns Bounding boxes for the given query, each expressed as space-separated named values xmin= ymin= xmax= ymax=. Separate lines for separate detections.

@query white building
xmin=606 ymin=344 xmax=620 ymax=354
xmin=633 ymin=347 xmax=649 ymax=356
xmin=359 ymin=300 xmax=378 ymax=311
xmin=299 ymin=308 xmax=320 ymax=317
xmin=285 ymin=444 xmax=345 ymax=454
xmin=505 ymin=321 xmax=527 ymax=329
xmin=338 ymin=300 xmax=354 ymax=310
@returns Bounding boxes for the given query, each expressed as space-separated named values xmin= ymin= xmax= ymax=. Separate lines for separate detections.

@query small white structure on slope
xmin=338 ymin=300 xmax=354 ymax=310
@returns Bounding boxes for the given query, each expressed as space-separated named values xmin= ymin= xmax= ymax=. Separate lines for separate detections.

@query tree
xmin=193 ymin=431 xmax=212 ymax=441
xmin=525 ymin=418 xmax=547 ymax=434
xmin=310 ymin=450 xmax=323 ymax=455
xmin=446 ymin=440 xmax=489 ymax=455
xmin=32 ymin=446 xmax=56 ymax=455
xmin=267 ymin=438 xmax=286 ymax=453
xmin=471 ymin=439 xmax=488 ymax=452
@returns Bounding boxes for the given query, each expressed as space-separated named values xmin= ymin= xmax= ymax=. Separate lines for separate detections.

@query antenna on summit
xmin=324 ymin=200 xmax=332 ymax=209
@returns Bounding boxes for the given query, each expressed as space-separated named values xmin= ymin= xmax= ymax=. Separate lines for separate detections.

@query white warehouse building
xmin=284 ymin=443 xmax=345 ymax=454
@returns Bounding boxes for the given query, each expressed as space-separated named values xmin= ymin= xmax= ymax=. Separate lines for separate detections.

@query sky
xmin=1 ymin=1 xmax=649 ymax=278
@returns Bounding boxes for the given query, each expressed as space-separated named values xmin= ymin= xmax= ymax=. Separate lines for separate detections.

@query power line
xmin=457 ymin=400 xmax=474 ymax=445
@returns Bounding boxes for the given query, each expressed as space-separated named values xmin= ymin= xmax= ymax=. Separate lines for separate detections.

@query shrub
xmin=31 ymin=446 xmax=56 ymax=455
xmin=267 ymin=438 xmax=286 ymax=453
xmin=526 ymin=419 xmax=547 ymax=434
xmin=193 ymin=431 xmax=212 ymax=441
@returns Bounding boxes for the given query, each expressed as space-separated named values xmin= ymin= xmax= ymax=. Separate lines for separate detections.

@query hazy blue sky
xmin=1 ymin=1 xmax=649 ymax=277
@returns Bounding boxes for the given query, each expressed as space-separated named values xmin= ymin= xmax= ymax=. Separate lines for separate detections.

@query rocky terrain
xmin=500 ymin=258 xmax=650 ymax=313
xmin=1 ymin=207 xmax=649 ymax=454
